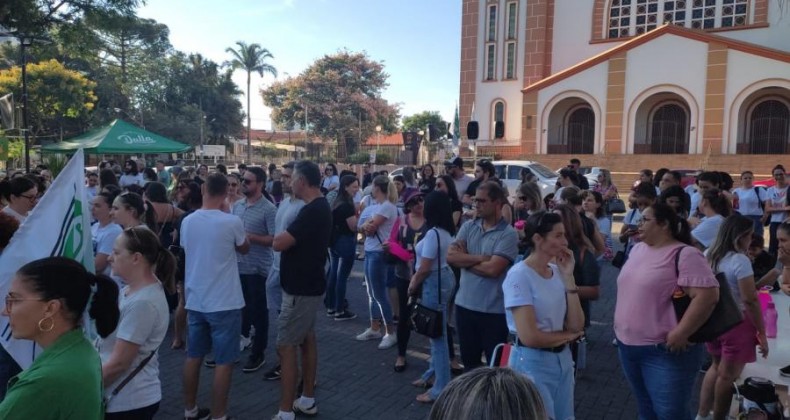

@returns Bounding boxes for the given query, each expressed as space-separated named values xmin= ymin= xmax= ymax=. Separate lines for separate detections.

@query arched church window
xmin=608 ymin=0 xmax=749 ymax=38
xmin=746 ymin=99 xmax=790 ymax=154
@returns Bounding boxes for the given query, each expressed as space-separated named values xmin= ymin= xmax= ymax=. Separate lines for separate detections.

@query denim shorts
xmin=186 ymin=309 xmax=242 ymax=365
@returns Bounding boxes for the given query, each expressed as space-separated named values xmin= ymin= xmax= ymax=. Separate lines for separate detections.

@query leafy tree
xmin=262 ymin=50 xmax=400 ymax=156
xmin=0 ymin=59 xmax=97 ymax=140
xmin=402 ymin=111 xmax=448 ymax=139
xmin=0 ymin=0 xmax=141 ymax=37
xmin=225 ymin=41 xmax=277 ymax=162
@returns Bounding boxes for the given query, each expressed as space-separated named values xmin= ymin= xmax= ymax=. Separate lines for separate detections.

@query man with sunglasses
xmin=444 ymin=157 xmax=473 ymax=201
xmin=232 ymin=166 xmax=278 ymax=374
xmin=448 ymin=181 xmax=519 ymax=372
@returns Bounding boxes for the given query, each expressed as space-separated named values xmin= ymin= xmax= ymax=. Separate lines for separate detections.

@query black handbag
xmin=410 ymin=229 xmax=444 ymax=339
xmin=671 ymin=247 xmax=743 ymax=343
xmin=611 ymin=250 xmax=627 ymax=269
xmin=606 ymin=198 xmax=626 ymax=214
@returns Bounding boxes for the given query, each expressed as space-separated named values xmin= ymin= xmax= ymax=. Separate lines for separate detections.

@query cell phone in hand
xmin=626 ymin=224 xmax=638 ymax=231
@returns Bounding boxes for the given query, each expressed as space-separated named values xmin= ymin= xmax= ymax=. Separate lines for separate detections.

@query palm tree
xmin=225 ymin=41 xmax=277 ymax=163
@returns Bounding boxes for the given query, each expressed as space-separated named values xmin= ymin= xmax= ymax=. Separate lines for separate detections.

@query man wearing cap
xmin=444 ymin=157 xmax=473 ymax=199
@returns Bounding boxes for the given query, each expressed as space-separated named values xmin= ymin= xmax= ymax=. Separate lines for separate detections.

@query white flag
xmin=0 ymin=149 xmax=94 ymax=368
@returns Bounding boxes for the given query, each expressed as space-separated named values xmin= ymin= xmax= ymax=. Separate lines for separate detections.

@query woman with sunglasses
xmin=226 ymin=173 xmax=244 ymax=205
xmin=0 ymin=176 xmax=38 ymax=223
xmin=592 ymin=169 xmax=618 ymax=219
xmin=615 ymin=203 xmax=718 ymax=419
xmin=503 ymin=211 xmax=584 ymax=420
xmin=100 ymin=227 xmax=176 ymax=419
xmin=0 ymin=257 xmax=119 ymax=419
xmin=321 ymin=163 xmax=340 ymax=194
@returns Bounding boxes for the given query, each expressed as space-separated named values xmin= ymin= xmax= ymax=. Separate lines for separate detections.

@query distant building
xmin=460 ymin=0 xmax=790 ymax=172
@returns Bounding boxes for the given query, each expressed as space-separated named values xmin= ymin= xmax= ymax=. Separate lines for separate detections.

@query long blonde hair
xmin=372 ymin=175 xmax=398 ymax=204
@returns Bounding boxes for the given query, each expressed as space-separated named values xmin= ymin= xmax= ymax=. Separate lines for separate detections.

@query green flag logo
xmin=50 ymin=186 xmax=89 ymax=268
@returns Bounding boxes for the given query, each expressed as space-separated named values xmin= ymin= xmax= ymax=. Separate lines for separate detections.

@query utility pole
xmin=20 ymin=37 xmax=31 ymax=172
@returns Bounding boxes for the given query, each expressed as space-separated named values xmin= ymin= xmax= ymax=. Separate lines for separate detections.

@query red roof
xmin=364 ymin=133 xmax=405 ymax=146
xmin=523 ymin=24 xmax=790 ymax=94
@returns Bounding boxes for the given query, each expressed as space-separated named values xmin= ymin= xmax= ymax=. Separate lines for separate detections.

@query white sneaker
xmin=378 ymin=333 xmax=397 ymax=349
xmin=293 ymin=398 xmax=318 ymax=415
xmin=356 ymin=328 xmax=383 ymax=341
xmin=239 ymin=335 xmax=252 ymax=351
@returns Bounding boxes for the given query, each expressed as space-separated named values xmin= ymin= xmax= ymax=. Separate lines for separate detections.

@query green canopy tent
xmin=41 ymin=119 xmax=192 ymax=154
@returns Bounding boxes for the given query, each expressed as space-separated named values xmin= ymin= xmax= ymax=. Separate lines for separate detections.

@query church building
xmin=460 ymin=0 xmax=790 ymax=173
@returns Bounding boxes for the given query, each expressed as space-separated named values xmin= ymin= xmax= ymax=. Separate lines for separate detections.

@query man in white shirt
xmin=181 ymin=173 xmax=250 ymax=420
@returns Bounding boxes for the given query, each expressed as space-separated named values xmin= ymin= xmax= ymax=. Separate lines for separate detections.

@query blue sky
xmin=138 ymin=0 xmax=461 ymax=129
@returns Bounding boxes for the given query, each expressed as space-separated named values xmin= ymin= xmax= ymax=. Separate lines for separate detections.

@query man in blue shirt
xmin=448 ymin=181 xmax=519 ymax=371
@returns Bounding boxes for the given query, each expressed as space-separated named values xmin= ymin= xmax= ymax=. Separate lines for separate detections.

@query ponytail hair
xmin=122 ymin=227 xmax=176 ymax=294
xmin=650 ymin=203 xmax=692 ymax=245
xmin=117 ymin=192 xmax=155 ymax=230
xmin=89 ymin=273 xmax=122 ymax=338
xmin=701 ymin=188 xmax=732 ymax=217
xmin=17 ymin=257 xmax=120 ymax=338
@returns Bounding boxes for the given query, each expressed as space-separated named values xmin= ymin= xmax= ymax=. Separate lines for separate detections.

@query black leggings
xmin=396 ymin=276 xmax=456 ymax=359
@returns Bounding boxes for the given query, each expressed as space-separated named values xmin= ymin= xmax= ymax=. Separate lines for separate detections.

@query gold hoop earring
xmin=37 ymin=317 xmax=55 ymax=332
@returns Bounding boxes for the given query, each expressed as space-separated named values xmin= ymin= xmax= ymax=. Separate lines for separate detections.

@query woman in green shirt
xmin=0 ymin=256 xmax=120 ymax=419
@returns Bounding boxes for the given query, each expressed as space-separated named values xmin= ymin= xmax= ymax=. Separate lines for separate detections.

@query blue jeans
xmin=418 ymin=266 xmax=455 ymax=399
xmin=364 ymin=251 xmax=394 ymax=325
xmin=509 ymin=345 xmax=575 ymax=420
xmin=327 ymin=234 xmax=356 ymax=312
xmin=617 ymin=340 xmax=703 ymax=420
xmin=240 ymin=274 xmax=268 ymax=358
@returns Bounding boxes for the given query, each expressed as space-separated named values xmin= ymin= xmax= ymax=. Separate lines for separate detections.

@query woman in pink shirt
xmin=614 ymin=203 xmax=719 ymax=420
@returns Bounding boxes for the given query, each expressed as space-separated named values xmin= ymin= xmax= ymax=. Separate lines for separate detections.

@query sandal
xmin=416 ymin=391 xmax=436 ymax=404
xmin=411 ymin=377 xmax=434 ymax=389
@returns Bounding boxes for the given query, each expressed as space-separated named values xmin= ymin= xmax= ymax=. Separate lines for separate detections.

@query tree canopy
xmin=261 ymin=50 xmax=400 ymax=155
xmin=402 ymin=111 xmax=448 ymax=140
xmin=0 ymin=59 xmax=97 ymax=140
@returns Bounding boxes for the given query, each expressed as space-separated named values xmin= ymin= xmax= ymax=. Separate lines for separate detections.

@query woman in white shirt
xmin=91 ymin=191 xmax=123 ymax=278
xmin=407 ymin=191 xmax=457 ymax=403
xmin=691 ymin=188 xmax=732 ymax=250
xmin=765 ymin=165 xmax=789 ymax=256
xmin=357 ymin=175 xmax=399 ymax=350
xmin=697 ymin=214 xmax=768 ymax=420
xmin=502 ymin=211 xmax=584 ymax=420
xmin=101 ymin=226 xmax=175 ymax=419
xmin=732 ymin=170 xmax=767 ymax=236
xmin=321 ymin=163 xmax=340 ymax=193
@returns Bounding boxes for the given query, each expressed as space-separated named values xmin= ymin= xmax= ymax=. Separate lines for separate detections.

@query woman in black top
xmin=419 ymin=164 xmax=437 ymax=193
xmin=393 ymin=190 xmax=428 ymax=372
xmin=435 ymin=175 xmax=463 ymax=228
xmin=327 ymin=175 xmax=360 ymax=320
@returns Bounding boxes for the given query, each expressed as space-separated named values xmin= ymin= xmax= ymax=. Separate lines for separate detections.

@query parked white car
xmin=492 ymin=160 xmax=559 ymax=200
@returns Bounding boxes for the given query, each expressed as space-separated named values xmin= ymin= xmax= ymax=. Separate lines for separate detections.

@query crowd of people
xmin=0 ymin=156 xmax=788 ymax=419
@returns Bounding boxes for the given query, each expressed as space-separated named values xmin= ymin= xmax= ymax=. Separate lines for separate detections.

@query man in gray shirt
xmin=263 ymin=161 xmax=305 ymax=381
xmin=447 ymin=181 xmax=518 ymax=371
xmin=233 ymin=166 xmax=278 ymax=373
xmin=444 ymin=157 xmax=473 ymax=199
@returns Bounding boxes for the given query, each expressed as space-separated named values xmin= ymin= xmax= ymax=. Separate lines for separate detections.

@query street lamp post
xmin=20 ymin=37 xmax=31 ymax=172
xmin=375 ymin=125 xmax=382 ymax=152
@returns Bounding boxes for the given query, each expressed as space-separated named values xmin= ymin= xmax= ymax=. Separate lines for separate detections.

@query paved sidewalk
xmin=156 ymin=260 xmax=643 ymax=419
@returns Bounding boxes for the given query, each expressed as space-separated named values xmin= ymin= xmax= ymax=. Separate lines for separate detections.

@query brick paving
xmin=155 ymin=257 xmax=646 ymax=419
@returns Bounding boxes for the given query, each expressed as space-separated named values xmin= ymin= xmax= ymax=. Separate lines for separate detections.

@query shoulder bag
xmin=755 ymin=187 xmax=770 ymax=227
xmin=104 ymin=351 xmax=156 ymax=406
xmin=410 ymin=228 xmax=444 ymax=338
xmin=671 ymin=246 xmax=743 ymax=343
xmin=605 ymin=187 xmax=626 ymax=214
